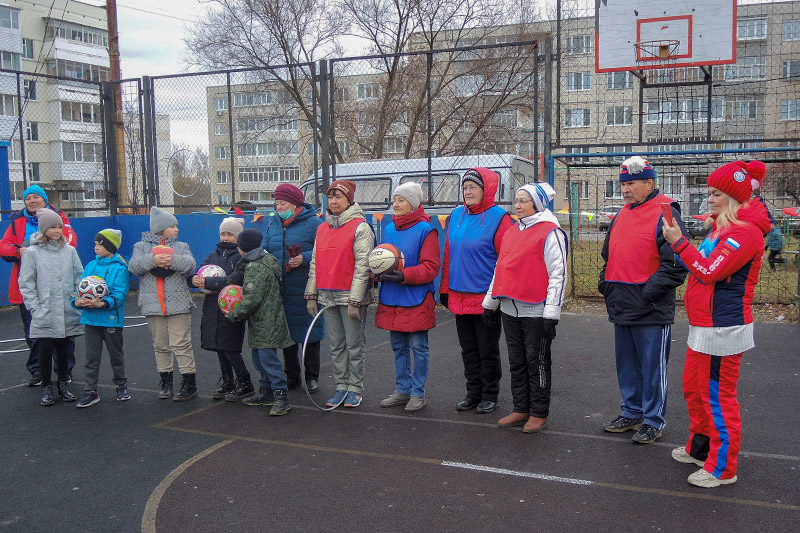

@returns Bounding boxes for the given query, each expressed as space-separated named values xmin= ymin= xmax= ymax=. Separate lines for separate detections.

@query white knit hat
xmin=393 ymin=182 xmax=424 ymax=211
xmin=519 ymin=182 xmax=556 ymax=213
xmin=219 ymin=217 xmax=245 ymax=237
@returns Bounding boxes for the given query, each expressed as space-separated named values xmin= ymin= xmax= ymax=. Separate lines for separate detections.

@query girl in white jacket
xmin=18 ymin=208 xmax=84 ymax=406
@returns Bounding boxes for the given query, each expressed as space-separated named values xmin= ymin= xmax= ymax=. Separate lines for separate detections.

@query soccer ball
xmin=77 ymin=275 xmax=109 ymax=300
xmin=368 ymin=244 xmax=405 ymax=275
xmin=218 ymin=284 xmax=243 ymax=311
xmin=196 ymin=264 xmax=226 ymax=294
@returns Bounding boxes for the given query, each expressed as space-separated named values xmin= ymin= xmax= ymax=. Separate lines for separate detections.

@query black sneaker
xmin=116 ymin=386 xmax=131 ymax=401
xmin=242 ymin=387 xmax=273 ymax=406
xmin=632 ymin=424 xmax=663 ymax=444
xmin=28 ymin=375 xmax=42 ymax=387
xmin=602 ymin=415 xmax=644 ymax=433
xmin=76 ymin=391 xmax=100 ymax=408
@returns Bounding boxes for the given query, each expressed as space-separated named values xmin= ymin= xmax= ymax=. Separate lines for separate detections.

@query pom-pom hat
xmin=620 ymin=156 xmax=657 ymax=183
xmin=707 ymin=160 xmax=766 ymax=204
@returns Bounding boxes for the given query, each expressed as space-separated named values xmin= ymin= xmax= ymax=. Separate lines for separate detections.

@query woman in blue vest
xmin=483 ymin=183 xmax=568 ymax=433
xmin=375 ymin=182 xmax=441 ymax=413
xmin=263 ymin=183 xmax=325 ymax=395
xmin=440 ymin=168 xmax=514 ymax=414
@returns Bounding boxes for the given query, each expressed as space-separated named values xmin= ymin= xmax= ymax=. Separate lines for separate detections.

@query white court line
xmin=442 ymin=460 xmax=593 ymax=486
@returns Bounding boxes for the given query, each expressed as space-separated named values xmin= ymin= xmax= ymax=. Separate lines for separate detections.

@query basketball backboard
xmin=595 ymin=0 xmax=737 ymax=72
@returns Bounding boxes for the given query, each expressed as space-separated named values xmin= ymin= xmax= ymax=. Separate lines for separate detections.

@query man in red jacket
xmin=0 ymin=185 xmax=77 ymax=385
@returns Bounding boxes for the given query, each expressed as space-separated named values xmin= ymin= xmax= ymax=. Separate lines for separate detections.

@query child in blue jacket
xmin=72 ymin=229 xmax=131 ymax=408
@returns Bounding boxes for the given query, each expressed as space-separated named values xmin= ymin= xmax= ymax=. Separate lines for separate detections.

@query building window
xmin=237 ymin=141 xmax=299 ymax=157
xmin=565 ymin=35 xmax=591 ymax=54
xmin=27 ymin=163 xmax=40 ymax=182
xmin=453 ymin=75 xmax=484 ymax=97
xmin=784 ymin=20 xmax=800 ymax=41
xmin=491 ymin=110 xmax=518 ymax=129
xmin=21 ymin=38 xmax=34 ymax=59
xmin=238 ymin=166 xmax=300 ymax=182
xmin=61 ymin=101 xmax=101 ymax=123
xmin=565 ymin=109 xmax=590 ymax=128
xmin=213 ymin=97 xmax=228 ymax=112
xmin=724 ymin=56 xmax=766 ymax=80
xmin=605 ymin=180 xmax=622 ymax=199
xmin=1 ymin=51 xmax=21 ymax=71
xmin=607 ymin=72 xmax=634 ymax=90
xmin=25 ymin=122 xmax=38 ymax=141
xmin=218 ymin=195 xmax=229 ymax=204
xmin=0 ymin=94 xmax=16 ymax=116
xmin=382 ymin=136 xmax=406 ymax=154
xmin=333 ymin=87 xmax=349 ymax=102
xmin=234 ymin=91 xmax=272 ymax=107
xmin=215 ymin=146 xmax=229 ymax=160
xmin=216 ymin=170 xmax=229 ymax=184
xmin=780 ymin=99 xmax=800 ymax=121
xmin=565 ymin=72 xmax=591 ymax=91
xmin=49 ymin=59 xmax=109 ymax=82
xmin=782 ymin=60 xmax=800 ymax=80
xmin=0 ymin=8 xmax=19 ymax=30
xmin=606 ymin=106 xmax=633 ymax=126
xmin=564 ymin=181 xmax=589 ymax=199
xmin=357 ymin=82 xmax=380 ymax=100
xmin=23 ymin=80 xmax=36 ymax=100
xmin=61 ymin=142 xmax=101 ymax=162
xmin=738 ymin=17 xmax=767 ymax=41
xmin=214 ymin=122 xmax=228 ymax=135
xmin=84 ymin=181 xmax=105 ymax=200
xmin=47 ymin=20 xmax=108 ymax=46
xmin=731 ymin=100 xmax=758 ymax=119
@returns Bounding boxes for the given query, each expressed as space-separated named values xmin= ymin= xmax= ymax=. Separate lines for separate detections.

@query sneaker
xmin=380 ymin=392 xmax=410 ymax=408
xmin=116 ymin=386 xmax=131 ymax=402
xmin=28 ymin=375 xmax=42 ymax=387
xmin=243 ymin=387 xmax=273 ymax=406
xmin=326 ymin=389 xmax=348 ymax=408
xmin=603 ymin=415 xmax=644 ymax=433
xmin=76 ymin=391 xmax=100 ymax=408
xmin=687 ymin=468 xmax=737 ymax=488
xmin=404 ymin=396 xmax=427 ymax=413
xmin=631 ymin=424 xmax=662 ymax=444
xmin=671 ymin=447 xmax=704 ymax=467
xmin=343 ymin=391 xmax=362 ymax=408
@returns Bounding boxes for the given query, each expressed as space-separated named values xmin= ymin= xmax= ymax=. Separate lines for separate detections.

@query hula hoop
xmin=299 ymin=304 xmax=346 ymax=411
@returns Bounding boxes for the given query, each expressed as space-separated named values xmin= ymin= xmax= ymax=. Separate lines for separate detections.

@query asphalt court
xmin=1 ymin=297 xmax=799 ymax=532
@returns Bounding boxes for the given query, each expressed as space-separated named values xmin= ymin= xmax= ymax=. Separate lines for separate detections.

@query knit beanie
xmin=36 ymin=208 xmax=62 ymax=233
xmin=150 ymin=206 xmax=178 ymax=234
xmin=393 ymin=182 xmax=424 ymax=210
xmin=620 ymin=156 xmax=657 ymax=183
xmin=95 ymin=229 xmax=122 ymax=254
xmin=462 ymin=169 xmax=485 ymax=190
xmin=24 ymin=184 xmax=49 ymax=205
xmin=274 ymin=183 xmax=305 ymax=206
xmin=707 ymin=160 xmax=766 ymax=204
xmin=237 ymin=228 xmax=263 ymax=253
xmin=519 ymin=182 xmax=557 ymax=213
xmin=327 ymin=180 xmax=356 ymax=205
xmin=219 ymin=217 xmax=245 ymax=237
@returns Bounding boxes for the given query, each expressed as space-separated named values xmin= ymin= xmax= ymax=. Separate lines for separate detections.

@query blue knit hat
xmin=23 ymin=184 xmax=48 ymax=205
xmin=620 ymin=156 xmax=657 ymax=183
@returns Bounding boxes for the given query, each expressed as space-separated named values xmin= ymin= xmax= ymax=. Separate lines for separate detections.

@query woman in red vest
xmin=305 ymin=180 xmax=374 ymax=409
xmin=663 ymin=160 xmax=770 ymax=488
xmin=483 ymin=183 xmax=567 ymax=433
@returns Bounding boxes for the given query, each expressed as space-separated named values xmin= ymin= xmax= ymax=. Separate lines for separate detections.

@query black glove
xmin=481 ymin=308 xmax=499 ymax=328
xmin=439 ymin=293 xmax=449 ymax=309
xmin=379 ymin=270 xmax=404 ymax=283
xmin=543 ymin=319 xmax=558 ymax=339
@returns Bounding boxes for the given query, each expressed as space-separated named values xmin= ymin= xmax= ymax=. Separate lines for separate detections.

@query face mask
xmin=278 ymin=208 xmax=294 ymax=221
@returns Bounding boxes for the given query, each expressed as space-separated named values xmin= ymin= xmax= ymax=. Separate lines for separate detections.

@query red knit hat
xmin=327 ymin=180 xmax=356 ymax=205
xmin=707 ymin=160 xmax=766 ymax=204
xmin=274 ymin=183 xmax=305 ymax=206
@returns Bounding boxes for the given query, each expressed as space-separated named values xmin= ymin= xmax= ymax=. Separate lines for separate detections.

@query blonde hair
xmin=706 ymin=196 xmax=744 ymax=230
xmin=38 ymin=229 xmax=66 ymax=245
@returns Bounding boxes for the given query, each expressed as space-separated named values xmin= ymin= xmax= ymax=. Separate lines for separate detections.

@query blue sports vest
xmin=447 ymin=205 xmax=507 ymax=294
xmin=379 ymin=220 xmax=435 ymax=307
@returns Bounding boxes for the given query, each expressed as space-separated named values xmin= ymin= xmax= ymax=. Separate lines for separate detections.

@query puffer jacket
xmin=18 ymin=233 xmax=84 ymax=339
xmin=305 ymin=202 xmax=375 ymax=308
xmin=227 ymin=248 xmax=294 ymax=350
xmin=673 ymin=196 xmax=771 ymax=327
xmin=765 ymin=227 xmax=783 ymax=251
xmin=128 ymin=232 xmax=196 ymax=316
xmin=72 ymin=253 xmax=131 ymax=328
xmin=263 ymin=204 xmax=325 ymax=344
xmin=194 ymin=241 xmax=245 ymax=352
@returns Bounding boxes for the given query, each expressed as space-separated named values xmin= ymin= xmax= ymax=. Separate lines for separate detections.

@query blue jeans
xmin=389 ymin=330 xmax=430 ymax=398
xmin=250 ymin=348 xmax=288 ymax=391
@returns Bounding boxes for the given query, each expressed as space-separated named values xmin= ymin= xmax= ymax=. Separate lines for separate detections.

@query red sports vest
xmin=605 ymin=194 xmax=673 ymax=284
xmin=491 ymin=222 xmax=557 ymax=304
xmin=315 ymin=217 xmax=365 ymax=290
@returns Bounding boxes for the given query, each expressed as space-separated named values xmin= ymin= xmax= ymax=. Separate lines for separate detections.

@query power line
xmin=117 ymin=2 xmax=201 ymax=23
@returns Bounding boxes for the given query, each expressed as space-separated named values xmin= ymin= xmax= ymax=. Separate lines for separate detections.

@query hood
xmin=325 ymin=202 xmax=365 ymax=228
xmin=734 ymin=196 xmax=771 ymax=236
xmin=518 ymin=209 xmax=561 ymax=230
xmin=241 ymin=247 xmax=266 ymax=263
xmin=465 ymin=168 xmax=499 ymax=215
xmin=97 ymin=253 xmax=129 ymax=267
xmin=393 ymin=205 xmax=430 ymax=230
xmin=28 ymin=231 xmax=65 ymax=249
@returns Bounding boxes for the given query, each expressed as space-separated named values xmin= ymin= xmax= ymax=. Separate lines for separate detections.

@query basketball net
xmin=634 ymin=39 xmax=680 ymax=69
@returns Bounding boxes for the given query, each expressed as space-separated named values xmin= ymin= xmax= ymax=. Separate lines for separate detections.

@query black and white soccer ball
xmin=77 ymin=276 xmax=109 ymax=300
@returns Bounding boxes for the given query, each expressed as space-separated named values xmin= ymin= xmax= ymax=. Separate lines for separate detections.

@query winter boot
xmin=269 ymin=389 xmax=291 ymax=416
xmin=41 ymin=384 xmax=55 ymax=406
xmin=158 ymin=371 xmax=173 ymax=399
xmin=242 ymin=387 xmax=273 ymax=406
xmin=212 ymin=371 xmax=235 ymax=400
xmin=174 ymin=373 xmax=198 ymax=401
xmin=225 ymin=374 xmax=255 ymax=401
xmin=57 ymin=381 xmax=77 ymax=402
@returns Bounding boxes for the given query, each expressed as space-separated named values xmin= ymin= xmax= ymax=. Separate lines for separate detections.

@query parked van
xmin=299 ymin=154 xmax=538 ymax=214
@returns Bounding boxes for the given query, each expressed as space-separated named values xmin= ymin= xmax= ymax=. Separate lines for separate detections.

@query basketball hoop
xmin=634 ymin=39 xmax=681 ymax=62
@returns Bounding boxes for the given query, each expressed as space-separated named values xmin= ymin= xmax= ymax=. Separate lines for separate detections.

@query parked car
xmin=684 ymin=217 xmax=709 ymax=239
xmin=598 ymin=205 xmax=624 ymax=231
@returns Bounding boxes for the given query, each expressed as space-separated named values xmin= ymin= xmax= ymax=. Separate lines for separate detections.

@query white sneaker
xmin=380 ymin=392 xmax=410 ymax=408
xmin=687 ymin=468 xmax=737 ymax=488
xmin=671 ymin=447 xmax=705 ymax=467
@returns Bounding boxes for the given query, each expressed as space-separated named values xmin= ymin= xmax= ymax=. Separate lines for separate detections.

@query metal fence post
xmin=102 ymin=82 xmax=119 ymax=215
xmin=141 ymin=76 xmax=157 ymax=207
xmin=318 ymin=59 xmax=331 ymax=196
xmin=543 ymin=37 xmax=554 ymax=184
xmin=15 ymin=73 xmax=27 ymax=189
xmin=226 ymin=72 xmax=236 ymax=205
xmin=426 ymin=51 xmax=433 ymax=204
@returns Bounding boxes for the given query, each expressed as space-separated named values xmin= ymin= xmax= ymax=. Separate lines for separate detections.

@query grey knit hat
xmin=219 ymin=217 xmax=245 ymax=237
xmin=393 ymin=182 xmax=424 ymax=211
xmin=150 ymin=206 xmax=178 ymax=234
xmin=36 ymin=208 xmax=62 ymax=233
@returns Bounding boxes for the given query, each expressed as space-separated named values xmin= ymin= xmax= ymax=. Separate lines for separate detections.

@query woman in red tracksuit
xmin=663 ymin=160 xmax=770 ymax=488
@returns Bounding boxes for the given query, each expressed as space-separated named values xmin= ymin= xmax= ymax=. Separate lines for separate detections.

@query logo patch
xmin=750 ymin=178 xmax=760 ymax=190
xmin=733 ymin=171 xmax=746 ymax=183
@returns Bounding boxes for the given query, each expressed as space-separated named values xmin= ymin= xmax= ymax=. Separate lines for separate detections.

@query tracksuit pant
xmin=324 ymin=305 xmax=367 ymax=394
xmin=455 ymin=314 xmax=502 ymax=402
xmin=681 ymin=348 xmax=742 ymax=480
xmin=502 ymin=314 xmax=552 ymax=418
xmin=614 ymin=324 xmax=671 ymax=430
xmin=83 ymin=325 xmax=126 ymax=392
